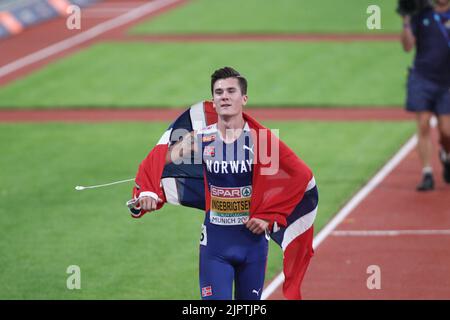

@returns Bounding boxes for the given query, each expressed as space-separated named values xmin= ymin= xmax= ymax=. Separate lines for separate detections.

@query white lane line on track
xmin=332 ymin=229 xmax=450 ymax=236
xmin=0 ymin=0 xmax=181 ymax=78
xmin=262 ymin=133 xmax=419 ymax=300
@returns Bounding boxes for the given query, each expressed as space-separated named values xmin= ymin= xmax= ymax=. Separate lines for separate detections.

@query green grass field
xmin=131 ymin=0 xmax=400 ymax=34
xmin=0 ymin=121 xmax=414 ymax=299
xmin=0 ymin=42 xmax=412 ymax=108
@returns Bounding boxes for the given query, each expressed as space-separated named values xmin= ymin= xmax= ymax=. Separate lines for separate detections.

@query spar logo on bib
xmin=241 ymin=186 xmax=251 ymax=197
xmin=209 ymin=185 xmax=252 ymax=225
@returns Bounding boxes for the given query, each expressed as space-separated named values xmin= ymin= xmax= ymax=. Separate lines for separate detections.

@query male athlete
xmin=134 ymin=67 xmax=316 ymax=300
xmin=401 ymin=0 xmax=450 ymax=191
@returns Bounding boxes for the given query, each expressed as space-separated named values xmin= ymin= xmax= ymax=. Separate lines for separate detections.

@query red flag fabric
xmin=243 ymin=111 xmax=315 ymax=299
xmin=130 ymin=144 xmax=168 ymax=218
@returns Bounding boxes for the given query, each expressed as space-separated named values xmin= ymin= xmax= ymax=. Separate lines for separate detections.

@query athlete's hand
xmin=139 ymin=196 xmax=160 ymax=212
xmin=245 ymin=218 xmax=269 ymax=235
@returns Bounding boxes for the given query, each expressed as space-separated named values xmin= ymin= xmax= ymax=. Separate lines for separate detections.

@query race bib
xmin=209 ymin=185 xmax=251 ymax=225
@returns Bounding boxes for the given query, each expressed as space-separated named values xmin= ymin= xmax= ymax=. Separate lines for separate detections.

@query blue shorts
xmin=199 ymin=218 xmax=269 ymax=300
xmin=406 ymin=70 xmax=450 ymax=115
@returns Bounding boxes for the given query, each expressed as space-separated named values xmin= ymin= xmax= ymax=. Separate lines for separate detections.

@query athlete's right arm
xmin=165 ymin=130 xmax=198 ymax=165
xmin=139 ymin=131 xmax=198 ymax=212
xmin=401 ymin=15 xmax=415 ymax=52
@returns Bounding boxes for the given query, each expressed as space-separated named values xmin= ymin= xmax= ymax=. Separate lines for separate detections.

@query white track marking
xmin=0 ymin=0 xmax=181 ymax=78
xmin=95 ymin=2 xmax=148 ymax=6
xmin=332 ymin=229 xmax=450 ymax=236
xmin=261 ymin=273 xmax=284 ymax=300
xmin=262 ymin=133 xmax=419 ymax=300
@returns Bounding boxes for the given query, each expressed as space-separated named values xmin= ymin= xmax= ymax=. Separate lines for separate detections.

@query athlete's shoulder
xmin=412 ymin=7 xmax=433 ymax=24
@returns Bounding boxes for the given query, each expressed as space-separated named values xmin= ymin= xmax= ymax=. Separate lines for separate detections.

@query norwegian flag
xmin=129 ymin=101 xmax=318 ymax=300
xmin=203 ymin=145 xmax=215 ymax=157
xmin=201 ymin=285 xmax=213 ymax=297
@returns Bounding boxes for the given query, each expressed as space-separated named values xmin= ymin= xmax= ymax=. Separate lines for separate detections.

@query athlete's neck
xmin=218 ymin=114 xmax=245 ymax=144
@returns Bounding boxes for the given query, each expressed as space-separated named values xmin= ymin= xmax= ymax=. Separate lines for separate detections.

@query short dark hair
xmin=210 ymin=67 xmax=247 ymax=95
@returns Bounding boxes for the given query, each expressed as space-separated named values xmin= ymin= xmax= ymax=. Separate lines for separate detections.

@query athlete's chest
xmin=200 ymin=126 xmax=255 ymax=225
xmin=201 ymin=126 xmax=254 ymax=180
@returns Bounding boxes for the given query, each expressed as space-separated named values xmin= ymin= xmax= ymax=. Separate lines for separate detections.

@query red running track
xmin=0 ymin=107 xmax=412 ymax=122
xmin=105 ymin=33 xmax=400 ymax=43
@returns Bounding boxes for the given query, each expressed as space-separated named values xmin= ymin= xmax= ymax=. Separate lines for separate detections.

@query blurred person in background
xmin=400 ymin=0 xmax=450 ymax=191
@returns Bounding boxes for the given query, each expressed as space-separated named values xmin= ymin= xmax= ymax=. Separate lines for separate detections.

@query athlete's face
xmin=212 ymin=77 xmax=248 ymax=118
xmin=434 ymin=0 xmax=449 ymax=7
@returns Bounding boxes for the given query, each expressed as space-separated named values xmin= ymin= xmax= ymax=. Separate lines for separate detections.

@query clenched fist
xmin=139 ymin=196 xmax=160 ymax=212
